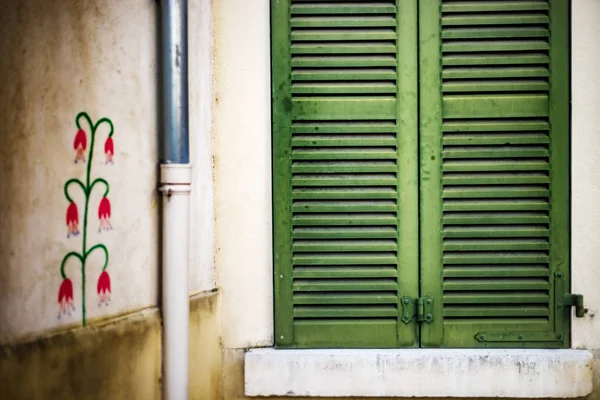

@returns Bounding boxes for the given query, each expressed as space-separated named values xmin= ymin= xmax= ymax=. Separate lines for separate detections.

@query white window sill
xmin=245 ymin=348 xmax=593 ymax=398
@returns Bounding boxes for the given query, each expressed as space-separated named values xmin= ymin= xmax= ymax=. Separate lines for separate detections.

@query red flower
xmin=73 ymin=129 xmax=87 ymax=163
xmin=104 ymin=137 xmax=114 ymax=164
xmin=97 ymin=271 xmax=111 ymax=306
xmin=98 ymin=197 xmax=112 ymax=231
xmin=58 ymin=278 xmax=75 ymax=318
xmin=66 ymin=202 xmax=79 ymax=238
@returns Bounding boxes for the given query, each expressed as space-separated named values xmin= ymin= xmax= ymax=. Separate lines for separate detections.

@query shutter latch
xmin=561 ymin=294 xmax=587 ymax=318
xmin=401 ymin=296 xmax=434 ymax=324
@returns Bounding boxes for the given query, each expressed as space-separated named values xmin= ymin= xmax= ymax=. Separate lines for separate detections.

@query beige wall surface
xmin=571 ymin=0 xmax=600 ymax=350
xmin=0 ymin=0 xmax=160 ymax=344
xmin=213 ymin=0 xmax=273 ymax=348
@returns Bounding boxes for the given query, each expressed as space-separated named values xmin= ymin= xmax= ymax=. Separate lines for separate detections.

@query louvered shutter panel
xmin=273 ymin=0 xmax=419 ymax=348
xmin=419 ymin=0 xmax=570 ymax=347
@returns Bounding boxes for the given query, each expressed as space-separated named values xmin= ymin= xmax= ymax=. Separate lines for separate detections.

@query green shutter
xmin=272 ymin=0 xmax=419 ymax=348
xmin=420 ymin=0 xmax=570 ymax=348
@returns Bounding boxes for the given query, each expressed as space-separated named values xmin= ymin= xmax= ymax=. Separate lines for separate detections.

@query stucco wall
xmin=0 ymin=0 xmax=215 ymax=345
xmin=0 ymin=0 xmax=160 ymax=345
xmin=571 ymin=0 xmax=600 ymax=350
xmin=0 ymin=291 xmax=221 ymax=400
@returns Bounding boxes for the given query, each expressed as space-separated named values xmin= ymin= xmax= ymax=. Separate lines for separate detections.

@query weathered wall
xmin=213 ymin=0 xmax=273 ymax=348
xmin=0 ymin=0 xmax=215 ymax=344
xmin=0 ymin=0 xmax=159 ymax=344
xmin=571 ymin=0 xmax=600 ymax=351
xmin=0 ymin=291 xmax=221 ymax=400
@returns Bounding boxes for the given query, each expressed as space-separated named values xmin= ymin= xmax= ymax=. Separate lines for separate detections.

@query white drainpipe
xmin=159 ymin=0 xmax=191 ymax=398
xmin=160 ymin=165 xmax=191 ymax=399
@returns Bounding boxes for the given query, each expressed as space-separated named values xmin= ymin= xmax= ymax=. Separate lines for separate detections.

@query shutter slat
xmin=443 ymin=145 xmax=549 ymax=158
xmin=293 ymin=200 xmax=397 ymax=213
xmin=442 ymin=1 xmax=549 ymax=13
xmin=292 ymin=69 xmax=397 ymax=80
xmin=443 ymin=133 xmax=549 ymax=146
xmin=293 ymin=174 xmax=397 ymax=186
xmin=293 ymin=188 xmax=397 ymax=199
xmin=292 ymin=122 xmax=397 ymax=134
xmin=291 ymin=16 xmax=396 ymax=28
xmin=294 ymin=267 xmax=398 ymax=279
xmin=443 ymin=80 xmax=549 ymax=93
xmin=443 ymin=239 xmax=549 ymax=251
xmin=293 ymin=214 xmax=397 ymax=226
xmin=292 ymin=56 xmax=397 ymax=68
xmin=442 ymin=27 xmax=548 ymax=39
xmin=442 ymin=14 xmax=549 ymax=26
xmin=444 ymin=292 xmax=549 ymax=303
xmin=293 ymin=148 xmax=397 ymax=160
xmin=443 ymin=253 xmax=550 ymax=264
xmin=294 ymin=240 xmax=397 ymax=252
xmin=292 ymin=43 xmax=397 ymax=55
xmin=443 ymin=212 xmax=549 ymax=225
xmin=293 ymin=253 xmax=397 ymax=265
xmin=443 ymin=266 xmax=550 ymax=278
xmin=443 ymin=95 xmax=549 ymax=119
xmin=443 ymin=160 xmax=549 ymax=172
xmin=294 ymin=292 xmax=398 ymax=304
xmin=443 ymin=199 xmax=549 ymax=211
xmin=443 ymin=67 xmax=549 ymax=79
xmin=443 ymin=226 xmax=549 ymax=238
xmin=292 ymin=83 xmax=396 ymax=95
xmin=442 ymin=40 xmax=549 ymax=53
xmin=444 ymin=306 xmax=549 ymax=318
xmin=294 ymin=279 xmax=398 ymax=291
xmin=443 ymin=186 xmax=549 ymax=198
xmin=293 ymin=227 xmax=398 ymax=239
xmin=292 ymin=135 xmax=397 ymax=147
xmin=295 ymin=306 xmax=398 ymax=318
xmin=293 ymin=98 xmax=396 ymax=120
xmin=291 ymin=4 xmax=396 ymax=15
xmin=443 ymin=278 xmax=549 ymax=291
xmin=292 ymin=30 xmax=396 ymax=41
xmin=443 ymin=172 xmax=550 ymax=185
xmin=293 ymin=161 xmax=397 ymax=173
xmin=443 ymin=53 xmax=549 ymax=66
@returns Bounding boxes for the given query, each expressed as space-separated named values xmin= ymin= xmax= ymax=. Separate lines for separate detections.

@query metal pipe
xmin=162 ymin=0 xmax=189 ymax=164
xmin=159 ymin=0 xmax=191 ymax=398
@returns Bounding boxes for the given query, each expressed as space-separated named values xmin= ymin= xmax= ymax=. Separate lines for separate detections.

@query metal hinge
xmin=560 ymin=294 xmax=587 ymax=318
xmin=555 ymin=272 xmax=587 ymax=318
xmin=401 ymin=296 xmax=434 ymax=324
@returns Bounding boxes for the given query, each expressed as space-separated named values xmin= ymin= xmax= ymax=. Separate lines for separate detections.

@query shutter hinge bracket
xmin=401 ymin=296 xmax=433 ymax=324
xmin=555 ymin=272 xmax=587 ymax=318
xmin=560 ymin=294 xmax=587 ymax=318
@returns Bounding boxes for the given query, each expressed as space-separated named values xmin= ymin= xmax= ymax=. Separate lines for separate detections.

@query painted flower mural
xmin=59 ymin=112 xmax=115 ymax=326
xmin=58 ymin=278 xmax=75 ymax=318
xmin=104 ymin=137 xmax=114 ymax=164
xmin=73 ymin=129 xmax=87 ymax=163
xmin=98 ymin=196 xmax=112 ymax=232
xmin=66 ymin=202 xmax=80 ymax=238
xmin=97 ymin=271 xmax=111 ymax=306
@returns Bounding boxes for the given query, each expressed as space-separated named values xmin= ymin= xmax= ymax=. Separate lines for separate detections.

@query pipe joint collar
xmin=160 ymin=164 xmax=192 ymax=185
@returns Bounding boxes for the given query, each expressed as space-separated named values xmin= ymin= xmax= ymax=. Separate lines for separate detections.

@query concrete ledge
xmin=245 ymin=349 xmax=593 ymax=398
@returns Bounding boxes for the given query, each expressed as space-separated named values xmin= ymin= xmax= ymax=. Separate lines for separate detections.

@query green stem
xmin=86 ymin=244 xmax=109 ymax=271
xmin=89 ymin=178 xmax=110 ymax=197
xmin=60 ymin=252 xmax=84 ymax=279
xmin=64 ymin=179 xmax=86 ymax=202
xmin=72 ymin=112 xmax=114 ymax=327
